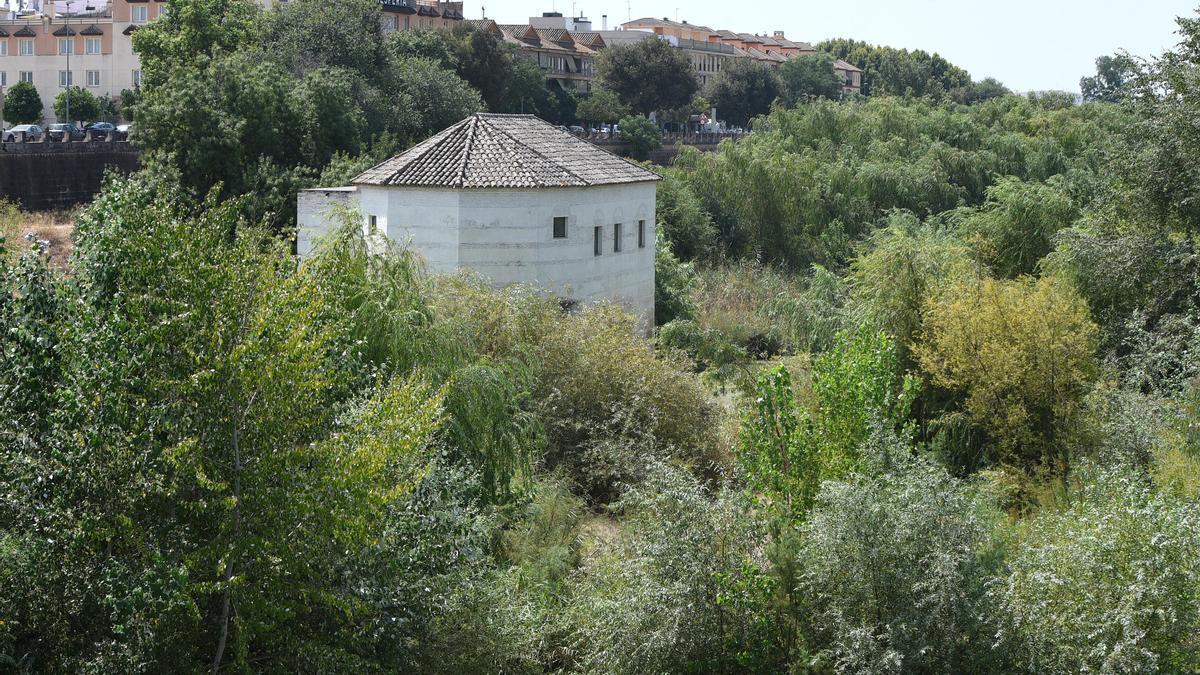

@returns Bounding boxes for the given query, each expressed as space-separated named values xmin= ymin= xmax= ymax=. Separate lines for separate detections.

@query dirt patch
xmin=2 ymin=206 xmax=77 ymax=269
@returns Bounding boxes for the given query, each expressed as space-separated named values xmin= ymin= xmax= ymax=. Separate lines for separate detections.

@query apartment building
xmin=0 ymin=0 xmax=465 ymax=125
xmin=468 ymin=14 xmax=607 ymax=94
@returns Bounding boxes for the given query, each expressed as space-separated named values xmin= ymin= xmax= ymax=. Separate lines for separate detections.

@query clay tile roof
xmin=354 ymin=113 xmax=661 ymax=189
xmin=122 ymin=24 xmax=138 ymax=35
xmin=834 ymin=59 xmax=863 ymax=72
xmin=14 ymin=26 xmax=37 ymax=37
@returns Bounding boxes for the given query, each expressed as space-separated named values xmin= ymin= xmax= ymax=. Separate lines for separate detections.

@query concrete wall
xmin=302 ymin=182 xmax=658 ymax=329
xmin=296 ymin=186 xmax=360 ymax=257
xmin=0 ymin=140 xmax=139 ymax=209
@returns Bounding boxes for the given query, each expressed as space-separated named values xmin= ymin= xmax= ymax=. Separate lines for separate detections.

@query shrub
xmin=916 ymin=276 xmax=1099 ymax=474
xmin=797 ymin=454 xmax=1006 ymax=673
xmin=993 ymin=464 xmax=1200 ymax=672
xmin=955 ymin=176 xmax=1078 ymax=278
xmin=654 ymin=237 xmax=696 ymax=325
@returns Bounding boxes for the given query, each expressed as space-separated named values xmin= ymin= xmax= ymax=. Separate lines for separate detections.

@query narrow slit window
xmin=638 ymin=220 xmax=646 ymax=248
xmin=553 ymin=216 xmax=567 ymax=239
xmin=613 ymin=223 xmax=622 ymax=252
xmin=593 ymin=226 xmax=602 ymax=256
xmin=368 ymin=215 xmax=378 ymax=234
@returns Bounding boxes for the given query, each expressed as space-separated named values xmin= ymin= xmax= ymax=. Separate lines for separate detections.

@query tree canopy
xmin=778 ymin=52 xmax=845 ymax=103
xmin=704 ymin=58 xmax=782 ymax=128
xmin=53 ymin=86 xmax=101 ymax=123
xmin=3 ymin=81 xmax=43 ymax=125
xmin=596 ymin=38 xmax=699 ymax=115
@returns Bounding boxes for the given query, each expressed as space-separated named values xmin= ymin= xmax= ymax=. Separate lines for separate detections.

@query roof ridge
xmin=482 ymin=116 xmax=586 ymax=186
xmin=455 ymin=116 xmax=479 ymax=188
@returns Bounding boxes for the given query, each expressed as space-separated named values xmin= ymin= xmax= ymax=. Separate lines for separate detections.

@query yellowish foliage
xmin=916 ymin=276 xmax=1099 ymax=471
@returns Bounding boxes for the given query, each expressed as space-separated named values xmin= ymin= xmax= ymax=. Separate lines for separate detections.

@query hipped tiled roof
xmin=354 ymin=113 xmax=660 ymax=189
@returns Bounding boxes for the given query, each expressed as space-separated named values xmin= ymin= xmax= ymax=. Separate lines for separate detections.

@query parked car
xmin=85 ymin=121 xmax=115 ymax=139
xmin=47 ymin=123 xmax=85 ymax=142
xmin=568 ymin=125 xmax=585 ymax=134
xmin=115 ymin=123 xmax=133 ymax=141
xmin=2 ymin=124 xmax=43 ymax=142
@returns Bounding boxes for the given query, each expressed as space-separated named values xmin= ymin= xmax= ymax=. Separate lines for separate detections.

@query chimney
xmin=602 ymin=14 xmax=607 ymax=30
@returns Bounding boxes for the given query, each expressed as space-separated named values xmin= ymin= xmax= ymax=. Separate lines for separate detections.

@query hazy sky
xmin=470 ymin=0 xmax=1198 ymax=92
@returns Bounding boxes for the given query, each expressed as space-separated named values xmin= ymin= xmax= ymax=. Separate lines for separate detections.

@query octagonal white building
xmin=299 ymin=113 xmax=660 ymax=327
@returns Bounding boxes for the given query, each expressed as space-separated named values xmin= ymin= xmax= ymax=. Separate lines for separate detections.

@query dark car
xmin=85 ymin=122 xmax=116 ymax=140
xmin=115 ymin=123 xmax=133 ymax=141
xmin=47 ymin=123 xmax=85 ymax=142
xmin=2 ymin=124 xmax=43 ymax=142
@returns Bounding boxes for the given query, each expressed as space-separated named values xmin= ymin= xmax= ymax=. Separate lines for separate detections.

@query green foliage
xmin=2 ymin=81 xmax=43 ymax=124
xmin=668 ymin=95 xmax=1126 ymax=269
xmin=1081 ymin=52 xmax=1138 ymax=103
xmin=565 ymin=463 xmax=783 ymax=673
xmin=778 ymin=52 xmax=844 ymax=103
xmin=655 ymin=166 xmax=717 ymax=261
xmin=575 ymin=88 xmax=629 ymax=126
xmin=739 ymin=328 xmax=918 ymax=517
xmin=817 ymin=37 xmax=972 ymax=98
xmin=948 ymin=77 xmax=1012 ymax=105
xmin=654 ymin=236 xmax=696 ymax=325
xmin=917 ymin=276 xmax=1100 ymax=473
xmin=617 ymin=114 xmax=661 ymax=160
xmin=994 ymin=464 xmax=1200 ymax=672
xmin=955 ymin=176 xmax=1079 ymax=278
xmin=53 ymin=86 xmax=101 ymax=123
xmin=798 ymin=454 xmax=1006 ymax=672
xmin=596 ymin=38 xmax=699 ymax=115
xmin=704 ymin=58 xmax=783 ymax=128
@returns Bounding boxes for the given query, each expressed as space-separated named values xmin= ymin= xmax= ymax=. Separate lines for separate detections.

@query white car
xmin=2 ymin=124 xmax=43 ymax=142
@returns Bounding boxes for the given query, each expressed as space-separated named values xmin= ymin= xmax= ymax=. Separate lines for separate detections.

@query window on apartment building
xmin=613 ymin=223 xmax=622 ymax=252
xmin=59 ymin=38 xmax=73 ymax=55
xmin=0 ymin=72 xmax=6 ymax=87
xmin=86 ymin=37 xmax=101 ymax=55
xmin=86 ymin=70 xmax=100 ymax=87
xmin=404 ymin=16 xmax=410 ymax=29
xmin=132 ymin=69 xmax=142 ymax=87
xmin=19 ymin=71 xmax=32 ymax=83
xmin=59 ymin=70 xmax=72 ymax=87
xmin=553 ymin=216 xmax=567 ymax=239
xmin=593 ymin=226 xmax=602 ymax=256
xmin=19 ymin=40 xmax=33 ymax=57
xmin=0 ymin=41 xmax=7 ymax=57
xmin=132 ymin=5 xmax=148 ymax=23
xmin=638 ymin=220 xmax=646 ymax=248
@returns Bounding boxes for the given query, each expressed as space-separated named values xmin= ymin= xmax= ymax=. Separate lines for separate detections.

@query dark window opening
xmin=553 ymin=216 xmax=568 ymax=239
xmin=638 ymin=220 xmax=646 ymax=248
xmin=594 ymin=226 xmax=603 ymax=256
xmin=613 ymin=223 xmax=622 ymax=252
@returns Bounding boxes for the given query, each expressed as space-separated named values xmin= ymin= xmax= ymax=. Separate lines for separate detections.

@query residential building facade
xmin=0 ymin=0 xmax=465 ymax=125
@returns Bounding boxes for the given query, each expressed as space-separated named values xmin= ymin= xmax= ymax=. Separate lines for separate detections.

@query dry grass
xmin=1 ymin=202 xmax=76 ymax=269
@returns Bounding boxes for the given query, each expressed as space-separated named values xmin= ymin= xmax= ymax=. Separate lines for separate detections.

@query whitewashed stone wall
xmin=299 ymin=181 xmax=657 ymax=329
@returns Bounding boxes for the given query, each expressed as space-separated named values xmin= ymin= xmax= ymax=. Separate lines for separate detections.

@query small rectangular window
xmin=132 ymin=69 xmax=142 ymax=87
xmin=0 ymin=42 xmax=7 ymax=57
xmin=0 ymin=72 xmax=5 ymax=87
xmin=553 ymin=216 xmax=567 ymax=239
xmin=59 ymin=38 xmax=72 ymax=55
xmin=638 ymin=220 xmax=646 ymax=248
xmin=593 ymin=226 xmax=602 ymax=256
xmin=19 ymin=71 xmax=32 ymax=84
xmin=132 ymin=5 xmax=148 ymax=23
xmin=86 ymin=37 xmax=101 ymax=55
xmin=86 ymin=70 xmax=100 ymax=87
xmin=59 ymin=70 xmax=72 ymax=87
xmin=368 ymin=215 xmax=378 ymax=234
xmin=613 ymin=223 xmax=622 ymax=252
xmin=19 ymin=40 xmax=33 ymax=57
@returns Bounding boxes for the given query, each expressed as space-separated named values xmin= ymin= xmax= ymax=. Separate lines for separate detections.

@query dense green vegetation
xmin=3 ymin=2 xmax=1200 ymax=672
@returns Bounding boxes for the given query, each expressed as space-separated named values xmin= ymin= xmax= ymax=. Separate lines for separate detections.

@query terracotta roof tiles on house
xmin=354 ymin=114 xmax=661 ymax=189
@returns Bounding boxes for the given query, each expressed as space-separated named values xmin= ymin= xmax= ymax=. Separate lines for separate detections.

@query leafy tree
xmin=53 ymin=86 xmax=101 ymax=123
xmin=387 ymin=27 xmax=457 ymax=68
xmin=596 ymin=38 xmax=699 ymax=115
xmin=704 ymin=57 xmax=782 ymax=128
xmin=778 ymin=52 xmax=844 ymax=103
xmin=949 ymin=77 xmax=1011 ymax=104
xmin=618 ymin=114 xmax=661 ymax=160
xmin=576 ymin=88 xmax=629 ymax=128
xmin=916 ymin=276 xmax=1099 ymax=474
xmin=818 ymin=38 xmax=972 ymax=97
xmin=2 ymin=81 xmax=43 ymax=124
xmin=654 ymin=237 xmax=696 ymax=325
xmin=955 ymin=176 xmax=1079 ymax=278
xmin=1080 ymin=52 xmax=1137 ymax=103
xmin=265 ymin=0 xmax=386 ymax=76
xmin=449 ymin=23 xmax=515 ymax=111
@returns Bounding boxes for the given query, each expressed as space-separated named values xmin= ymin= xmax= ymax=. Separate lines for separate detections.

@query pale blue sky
xmin=471 ymin=0 xmax=1198 ymax=92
